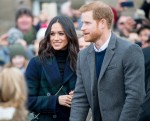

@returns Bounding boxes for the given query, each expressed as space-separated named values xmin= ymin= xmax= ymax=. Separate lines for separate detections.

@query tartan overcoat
xmin=25 ymin=56 xmax=77 ymax=121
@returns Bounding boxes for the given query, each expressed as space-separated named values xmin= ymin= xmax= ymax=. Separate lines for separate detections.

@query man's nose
xmin=81 ymin=24 xmax=86 ymax=31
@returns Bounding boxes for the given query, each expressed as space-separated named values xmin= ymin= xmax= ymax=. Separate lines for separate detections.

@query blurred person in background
xmin=116 ymin=0 xmax=127 ymax=13
xmin=28 ymin=10 xmax=49 ymax=56
xmin=5 ymin=43 xmax=28 ymax=74
xmin=128 ymin=31 xmax=140 ymax=44
xmin=138 ymin=36 xmax=150 ymax=121
xmin=0 ymin=66 xmax=28 ymax=121
xmin=0 ymin=7 xmax=37 ymax=63
xmin=15 ymin=7 xmax=37 ymax=45
xmin=137 ymin=25 xmax=150 ymax=48
xmin=76 ymin=30 xmax=91 ymax=50
xmin=70 ymin=1 xmax=145 ymax=121
xmin=134 ymin=9 xmax=150 ymax=30
xmin=0 ymin=34 xmax=10 ymax=64
xmin=117 ymin=15 xmax=136 ymax=38
xmin=140 ymin=0 xmax=150 ymax=20
xmin=25 ymin=15 xmax=79 ymax=121
xmin=142 ymin=35 xmax=150 ymax=91
xmin=60 ymin=1 xmax=82 ymax=30
xmin=32 ymin=16 xmax=41 ymax=32
xmin=0 ymin=7 xmax=37 ymax=46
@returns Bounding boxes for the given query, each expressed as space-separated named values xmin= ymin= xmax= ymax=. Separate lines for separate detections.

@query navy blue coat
xmin=25 ymin=56 xmax=77 ymax=121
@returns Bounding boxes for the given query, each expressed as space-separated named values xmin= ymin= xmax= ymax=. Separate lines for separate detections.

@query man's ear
xmin=100 ymin=19 xmax=106 ymax=29
xmin=97 ymin=19 xmax=106 ymax=29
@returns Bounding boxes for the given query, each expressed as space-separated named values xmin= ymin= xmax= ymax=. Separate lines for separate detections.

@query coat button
xmin=47 ymin=92 xmax=51 ymax=96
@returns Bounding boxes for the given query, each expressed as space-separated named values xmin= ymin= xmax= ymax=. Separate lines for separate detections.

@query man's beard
xmin=85 ymin=29 xmax=101 ymax=42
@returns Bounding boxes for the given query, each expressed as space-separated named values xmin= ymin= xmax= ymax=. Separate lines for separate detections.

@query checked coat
xmin=25 ymin=56 xmax=76 ymax=121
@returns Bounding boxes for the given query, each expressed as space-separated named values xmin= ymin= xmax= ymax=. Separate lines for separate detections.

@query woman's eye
xmin=50 ymin=33 xmax=54 ymax=36
xmin=59 ymin=33 xmax=64 ymax=35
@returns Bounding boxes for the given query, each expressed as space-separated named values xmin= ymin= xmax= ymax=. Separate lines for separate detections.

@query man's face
xmin=17 ymin=15 xmax=33 ymax=33
xmin=81 ymin=11 xmax=101 ymax=43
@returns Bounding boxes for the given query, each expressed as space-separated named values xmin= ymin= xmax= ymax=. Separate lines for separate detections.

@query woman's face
xmin=50 ymin=22 xmax=68 ymax=50
xmin=139 ymin=29 xmax=150 ymax=45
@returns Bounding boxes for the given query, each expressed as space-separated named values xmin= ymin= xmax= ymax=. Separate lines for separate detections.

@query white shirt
xmin=93 ymin=33 xmax=111 ymax=52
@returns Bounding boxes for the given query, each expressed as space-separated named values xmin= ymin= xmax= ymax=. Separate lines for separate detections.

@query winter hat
xmin=9 ymin=43 xmax=27 ymax=59
xmin=134 ymin=9 xmax=146 ymax=20
xmin=15 ymin=7 xmax=33 ymax=22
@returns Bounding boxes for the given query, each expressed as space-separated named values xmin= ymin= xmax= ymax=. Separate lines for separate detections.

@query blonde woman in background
xmin=0 ymin=67 xmax=28 ymax=121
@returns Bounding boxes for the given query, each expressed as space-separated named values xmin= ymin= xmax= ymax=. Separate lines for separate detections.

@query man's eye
xmin=85 ymin=22 xmax=90 ymax=25
xmin=59 ymin=33 xmax=64 ymax=35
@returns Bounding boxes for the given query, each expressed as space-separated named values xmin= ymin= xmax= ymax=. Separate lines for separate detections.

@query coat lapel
xmin=42 ymin=57 xmax=74 ymax=86
xmin=98 ymin=32 xmax=117 ymax=82
xmin=87 ymin=44 xmax=97 ymax=92
xmin=42 ymin=57 xmax=62 ymax=86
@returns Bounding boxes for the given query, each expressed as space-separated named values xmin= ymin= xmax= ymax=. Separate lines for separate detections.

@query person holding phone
xmin=25 ymin=15 xmax=79 ymax=121
xmin=117 ymin=0 xmax=134 ymax=12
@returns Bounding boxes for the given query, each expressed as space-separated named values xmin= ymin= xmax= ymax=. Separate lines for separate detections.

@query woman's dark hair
xmin=38 ymin=15 xmax=79 ymax=72
xmin=137 ymin=25 xmax=150 ymax=34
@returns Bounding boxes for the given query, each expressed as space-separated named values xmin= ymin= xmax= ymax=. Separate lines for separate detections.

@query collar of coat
xmin=42 ymin=57 xmax=76 ymax=95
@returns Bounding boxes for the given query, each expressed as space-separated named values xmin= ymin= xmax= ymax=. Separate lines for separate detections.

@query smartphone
xmin=120 ymin=1 xmax=134 ymax=7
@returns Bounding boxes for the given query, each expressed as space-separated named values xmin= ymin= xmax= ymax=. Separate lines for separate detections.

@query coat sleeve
xmin=25 ymin=57 xmax=58 ymax=113
xmin=119 ymin=44 xmax=145 ymax=121
xmin=70 ymin=52 xmax=90 ymax=121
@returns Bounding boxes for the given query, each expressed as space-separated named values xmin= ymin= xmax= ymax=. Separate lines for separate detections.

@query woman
xmin=25 ymin=15 xmax=79 ymax=121
xmin=0 ymin=67 xmax=28 ymax=121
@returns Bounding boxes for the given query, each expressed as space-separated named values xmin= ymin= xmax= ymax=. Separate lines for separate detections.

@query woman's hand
xmin=58 ymin=95 xmax=73 ymax=107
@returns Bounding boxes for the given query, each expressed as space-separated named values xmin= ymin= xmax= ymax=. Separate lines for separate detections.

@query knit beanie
xmin=9 ymin=44 xmax=27 ymax=60
xmin=15 ymin=7 xmax=33 ymax=22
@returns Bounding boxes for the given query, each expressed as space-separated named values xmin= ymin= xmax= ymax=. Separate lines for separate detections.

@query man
xmin=70 ymin=1 xmax=145 ymax=121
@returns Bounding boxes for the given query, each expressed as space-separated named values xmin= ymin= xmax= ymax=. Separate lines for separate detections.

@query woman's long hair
xmin=38 ymin=15 xmax=79 ymax=72
xmin=0 ymin=67 xmax=27 ymax=108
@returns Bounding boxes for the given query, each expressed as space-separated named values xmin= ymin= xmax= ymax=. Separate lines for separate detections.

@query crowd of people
xmin=0 ymin=0 xmax=150 ymax=121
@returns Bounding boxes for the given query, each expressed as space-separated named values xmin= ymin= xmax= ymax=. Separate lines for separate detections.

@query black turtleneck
xmin=55 ymin=49 xmax=68 ymax=78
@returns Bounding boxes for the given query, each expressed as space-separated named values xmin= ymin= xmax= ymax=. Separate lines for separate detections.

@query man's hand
xmin=0 ymin=34 xmax=9 ymax=46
